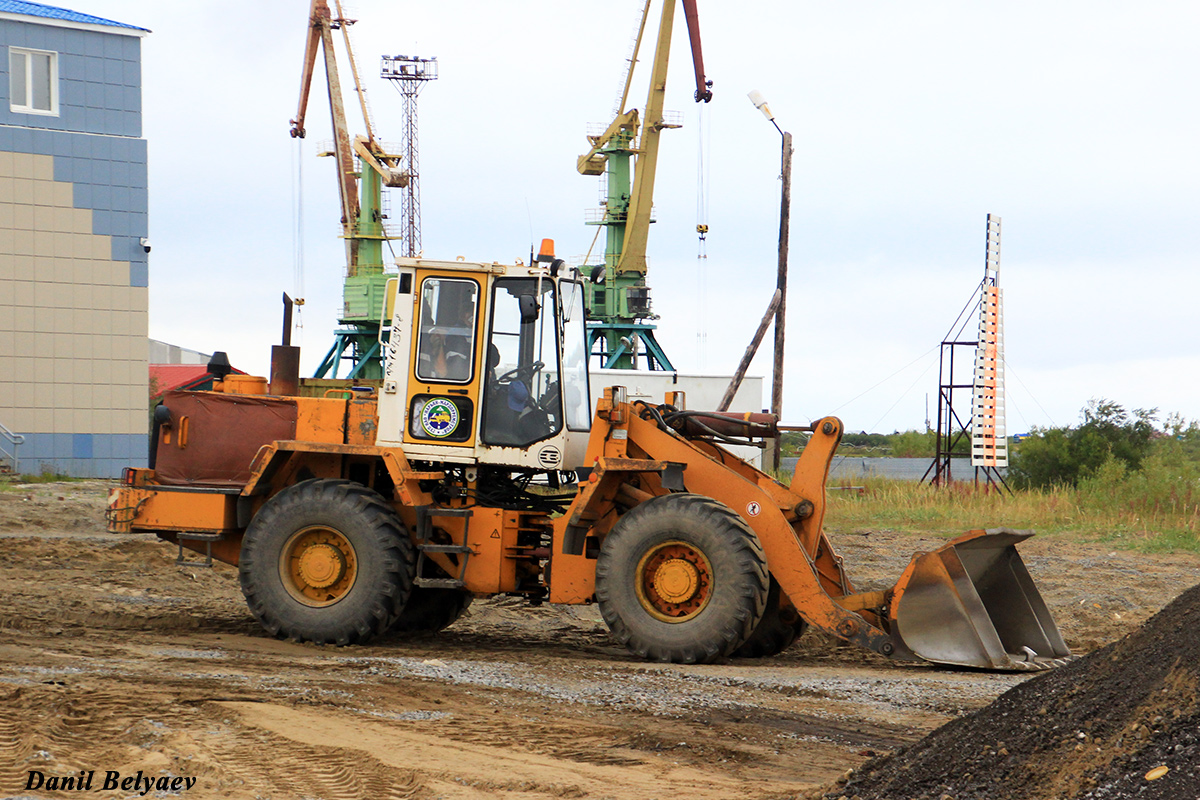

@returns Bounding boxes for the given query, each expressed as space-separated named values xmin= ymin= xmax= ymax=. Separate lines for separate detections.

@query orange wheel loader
xmin=107 ymin=252 xmax=1071 ymax=670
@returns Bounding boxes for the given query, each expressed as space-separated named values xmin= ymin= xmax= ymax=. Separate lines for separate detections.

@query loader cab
xmin=376 ymin=258 xmax=591 ymax=471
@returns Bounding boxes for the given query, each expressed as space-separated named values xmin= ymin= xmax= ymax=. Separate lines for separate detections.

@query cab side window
xmin=416 ymin=278 xmax=478 ymax=383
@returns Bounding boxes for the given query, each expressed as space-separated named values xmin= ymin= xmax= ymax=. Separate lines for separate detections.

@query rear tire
xmin=388 ymin=556 xmax=472 ymax=638
xmin=596 ymin=493 xmax=769 ymax=664
xmin=239 ymin=479 xmax=415 ymax=645
xmin=388 ymin=547 xmax=473 ymax=635
xmin=733 ymin=577 xmax=808 ymax=658
xmin=389 ymin=585 xmax=473 ymax=635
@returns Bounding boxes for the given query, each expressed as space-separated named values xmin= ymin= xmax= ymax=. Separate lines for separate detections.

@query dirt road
xmin=2 ymin=481 xmax=1197 ymax=799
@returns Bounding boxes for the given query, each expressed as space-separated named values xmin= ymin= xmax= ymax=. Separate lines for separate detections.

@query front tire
xmin=239 ymin=479 xmax=415 ymax=645
xmin=595 ymin=493 xmax=769 ymax=664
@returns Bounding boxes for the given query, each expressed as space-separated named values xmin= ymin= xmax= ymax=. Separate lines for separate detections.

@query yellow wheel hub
xmin=297 ymin=543 xmax=346 ymax=589
xmin=653 ymin=558 xmax=700 ymax=603
xmin=635 ymin=540 xmax=714 ymax=623
xmin=280 ymin=526 xmax=358 ymax=607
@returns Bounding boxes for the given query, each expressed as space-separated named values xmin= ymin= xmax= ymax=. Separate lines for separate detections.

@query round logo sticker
xmin=746 ymin=501 xmax=761 ymax=517
xmin=538 ymin=446 xmax=562 ymax=468
xmin=420 ymin=398 xmax=459 ymax=438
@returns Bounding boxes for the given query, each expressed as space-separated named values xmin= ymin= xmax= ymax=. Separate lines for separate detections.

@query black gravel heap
xmin=829 ymin=583 xmax=1200 ymax=800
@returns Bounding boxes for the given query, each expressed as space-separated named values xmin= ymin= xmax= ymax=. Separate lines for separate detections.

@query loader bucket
xmin=890 ymin=528 xmax=1072 ymax=671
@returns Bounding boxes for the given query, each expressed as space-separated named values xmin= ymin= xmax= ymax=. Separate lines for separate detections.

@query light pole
xmin=748 ymin=90 xmax=792 ymax=472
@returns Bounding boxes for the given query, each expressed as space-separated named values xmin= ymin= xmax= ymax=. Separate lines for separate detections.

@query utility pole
xmin=749 ymin=90 xmax=792 ymax=472
xmin=772 ymin=131 xmax=793 ymax=472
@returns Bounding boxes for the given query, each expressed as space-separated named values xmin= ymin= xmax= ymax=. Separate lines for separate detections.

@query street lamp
xmin=747 ymin=90 xmax=793 ymax=473
xmin=748 ymin=89 xmax=783 ymax=136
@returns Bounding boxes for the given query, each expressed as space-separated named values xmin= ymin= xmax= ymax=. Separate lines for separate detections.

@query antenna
xmin=381 ymin=55 xmax=438 ymax=257
xmin=923 ymin=214 xmax=1010 ymax=493
xmin=971 ymin=214 xmax=1008 ymax=476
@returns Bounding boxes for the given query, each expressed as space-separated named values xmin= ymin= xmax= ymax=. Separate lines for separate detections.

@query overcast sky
xmin=77 ymin=1 xmax=1199 ymax=434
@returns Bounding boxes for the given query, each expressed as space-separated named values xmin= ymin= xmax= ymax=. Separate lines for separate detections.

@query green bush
xmin=1010 ymin=399 xmax=1157 ymax=489
xmin=840 ymin=431 xmax=892 ymax=450
xmin=889 ymin=429 xmax=939 ymax=458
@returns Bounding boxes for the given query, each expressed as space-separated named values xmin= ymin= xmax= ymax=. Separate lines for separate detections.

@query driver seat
xmin=483 ymin=344 xmax=520 ymax=445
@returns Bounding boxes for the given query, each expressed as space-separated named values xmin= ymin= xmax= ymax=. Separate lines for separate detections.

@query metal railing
xmin=0 ymin=419 xmax=24 ymax=475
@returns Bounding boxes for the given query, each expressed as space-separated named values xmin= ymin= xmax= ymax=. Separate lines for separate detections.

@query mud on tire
xmin=595 ymin=493 xmax=769 ymax=664
xmin=239 ymin=479 xmax=416 ymax=645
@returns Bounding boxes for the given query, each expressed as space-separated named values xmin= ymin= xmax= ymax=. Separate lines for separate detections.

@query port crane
xmin=290 ymin=0 xmax=409 ymax=380
xmin=578 ymin=0 xmax=712 ymax=370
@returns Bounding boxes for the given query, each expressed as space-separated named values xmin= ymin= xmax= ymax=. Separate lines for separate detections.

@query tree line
xmin=782 ymin=398 xmax=1200 ymax=492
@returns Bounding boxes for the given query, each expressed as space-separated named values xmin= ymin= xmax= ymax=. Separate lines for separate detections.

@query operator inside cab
xmin=482 ymin=278 xmax=560 ymax=446
xmin=416 ymin=279 xmax=478 ymax=383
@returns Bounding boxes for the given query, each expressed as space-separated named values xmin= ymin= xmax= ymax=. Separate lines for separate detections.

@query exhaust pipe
xmin=888 ymin=528 xmax=1072 ymax=671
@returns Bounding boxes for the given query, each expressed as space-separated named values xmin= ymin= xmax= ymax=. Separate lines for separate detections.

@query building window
xmin=9 ymin=47 xmax=58 ymax=115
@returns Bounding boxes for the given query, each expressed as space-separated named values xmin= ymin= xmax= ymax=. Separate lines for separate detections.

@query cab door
xmin=385 ymin=271 xmax=484 ymax=449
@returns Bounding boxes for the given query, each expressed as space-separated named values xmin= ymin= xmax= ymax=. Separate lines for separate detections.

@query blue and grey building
xmin=0 ymin=1 xmax=149 ymax=477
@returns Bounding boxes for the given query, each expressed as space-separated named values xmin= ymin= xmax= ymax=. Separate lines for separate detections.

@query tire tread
xmin=596 ymin=493 xmax=768 ymax=664
xmin=239 ymin=479 xmax=415 ymax=646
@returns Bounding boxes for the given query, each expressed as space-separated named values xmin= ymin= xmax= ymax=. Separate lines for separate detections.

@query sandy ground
xmin=1 ymin=481 xmax=1198 ymax=800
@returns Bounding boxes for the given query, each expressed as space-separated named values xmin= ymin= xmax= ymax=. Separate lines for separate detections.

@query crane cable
xmin=291 ymin=136 xmax=306 ymax=337
xmin=695 ymin=99 xmax=710 ymax=367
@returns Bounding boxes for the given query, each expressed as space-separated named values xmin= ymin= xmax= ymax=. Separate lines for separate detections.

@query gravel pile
xmin=828 ymin=582 xmax=1200 ymax=800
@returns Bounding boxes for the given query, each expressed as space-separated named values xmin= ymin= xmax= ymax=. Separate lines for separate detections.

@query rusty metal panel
xmin=107 ymin=485 xmax=237 ymax=534
xmin=269 ymin=345 xmax=302 ymax=396
xmin=346 ymin=398 xmax=379 ymax=445
xmin=155 ymin=391 xmax=298 ymax=487
xmin=295 ymin=397 xmax=349 ymax=443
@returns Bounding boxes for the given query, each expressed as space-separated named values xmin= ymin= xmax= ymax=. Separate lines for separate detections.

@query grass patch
xmin=823 ymin=477 xmax=1200 ymax=553
xmin=0 ymin=471 xmax=87 ymax=489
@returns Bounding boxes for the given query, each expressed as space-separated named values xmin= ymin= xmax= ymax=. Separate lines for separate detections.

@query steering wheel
xmin=497 ymin=360 xmax=544 ymax=385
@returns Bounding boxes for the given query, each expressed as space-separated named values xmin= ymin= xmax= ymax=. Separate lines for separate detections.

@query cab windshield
xmin=482 ymin=278 xmax=562 ymax=446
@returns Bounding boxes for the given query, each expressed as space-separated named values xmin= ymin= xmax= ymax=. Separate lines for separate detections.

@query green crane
xmin=577 ymin=0 xmax=712 ymax=370
xmin=290 ymin=0 xmax=408 ymax=379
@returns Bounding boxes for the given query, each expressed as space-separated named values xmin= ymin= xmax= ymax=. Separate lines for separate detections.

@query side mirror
xmin=519 ymin=294 xmax=540 ymax=323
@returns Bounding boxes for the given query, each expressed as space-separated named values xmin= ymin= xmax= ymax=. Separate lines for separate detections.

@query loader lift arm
xmin=553 ymin=390 xmax=1073 ymax=671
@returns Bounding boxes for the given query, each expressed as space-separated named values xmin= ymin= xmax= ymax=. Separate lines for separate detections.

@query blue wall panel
xmin=72 ymin=433 xmax=93 ymax=459
xmin=12 ymin=433 xmax=146 ymax=478
xmin=51 ymin=433 xmax=71 ymax=459
xmin=93 ymin=435 xmax=112 ymax=459
xmin=0 ymin=19 xmax=142 ymax=137
xmin=3 ymin=16 xmax=148 ymax=479
xmin=0 ymin=126 xmax=152 ymax=288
